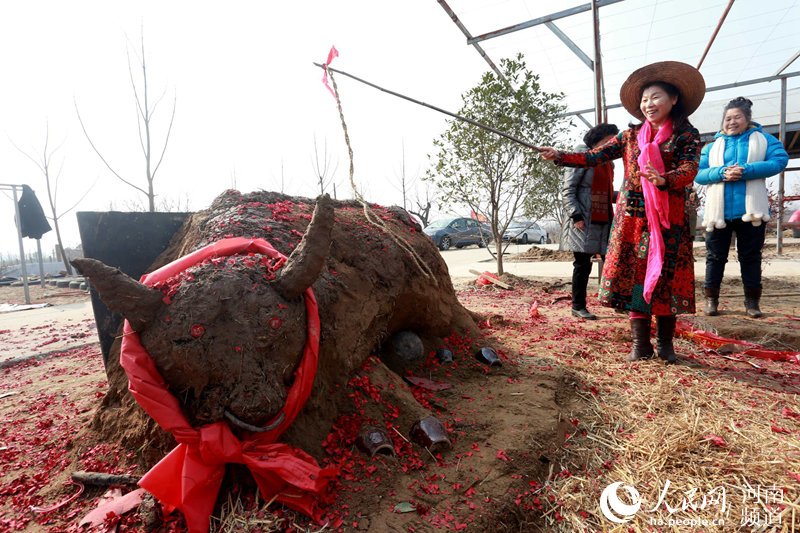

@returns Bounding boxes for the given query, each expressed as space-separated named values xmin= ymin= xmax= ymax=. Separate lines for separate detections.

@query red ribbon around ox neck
xmin=119 ymin=237 xmax=336 ymax=533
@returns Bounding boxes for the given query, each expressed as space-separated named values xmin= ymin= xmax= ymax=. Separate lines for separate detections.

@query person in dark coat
xmin=560 ymin=123 xmax=619 ymax=320
xmin=539 ymin=61 xmax=705 ymax=364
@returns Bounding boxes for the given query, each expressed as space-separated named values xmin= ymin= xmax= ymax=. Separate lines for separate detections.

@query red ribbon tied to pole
xmin=119 ymin=237 xmax=337 ymax=533
xmin=321 ymin=45 xmax=339 ymax=97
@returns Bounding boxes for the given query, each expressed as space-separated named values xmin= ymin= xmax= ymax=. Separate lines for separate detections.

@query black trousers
xmin=572 ymin=252 xmax=602 ymax=310
xmin=704 ymin=219 xmax=766 ymax=290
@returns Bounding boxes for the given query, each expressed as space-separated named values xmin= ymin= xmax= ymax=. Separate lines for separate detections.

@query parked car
xmin=423 ymin=217 xmax=493 ymax=251
xmin=502 ymin=220 xmax=548 ymax=244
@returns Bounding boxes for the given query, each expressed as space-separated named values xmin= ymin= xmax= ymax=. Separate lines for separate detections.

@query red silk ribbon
xmin=119 ymin=237 xmax=336 ymax=533
xmin=321 ymin=45 xmax=339 ymax=98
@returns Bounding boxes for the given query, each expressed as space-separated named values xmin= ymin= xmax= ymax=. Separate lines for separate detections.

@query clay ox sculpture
xmin=73 ymin=190 xmax=477 ymax=446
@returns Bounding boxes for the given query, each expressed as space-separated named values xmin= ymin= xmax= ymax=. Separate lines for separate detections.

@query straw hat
xmin=619 ymin=61 xmax=705 ymax=121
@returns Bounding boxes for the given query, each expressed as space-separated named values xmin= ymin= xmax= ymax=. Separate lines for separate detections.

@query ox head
xmin=73 ymin=195 xmax=334 ymax=430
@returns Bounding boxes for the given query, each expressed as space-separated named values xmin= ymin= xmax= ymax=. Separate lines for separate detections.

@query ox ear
xmin=71 ymin=258 xmax=164 ymax=331
xmin=274 ymin=194 xmax=334 ymax=300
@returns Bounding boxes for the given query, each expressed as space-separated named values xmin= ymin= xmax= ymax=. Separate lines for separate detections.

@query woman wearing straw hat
xmin=695 ymin=97 xmax=788 ymax=318
xmin=540 ymin=61 xmax=705 ymax=364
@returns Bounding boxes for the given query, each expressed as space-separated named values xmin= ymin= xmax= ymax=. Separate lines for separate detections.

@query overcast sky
xmin=1 ymin=0 xmax=798 ymax=260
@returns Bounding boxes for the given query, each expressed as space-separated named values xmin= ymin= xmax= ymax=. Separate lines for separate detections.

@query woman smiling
xmin=539 ymin=61 xmax=705 ymax=364
xmin=695 ymin=97 xmax=789 ymax=318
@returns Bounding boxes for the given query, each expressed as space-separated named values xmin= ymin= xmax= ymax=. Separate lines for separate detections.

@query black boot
xmin=744 ymin=286 xmax=763 ymax=318
xmin=703 ymin=287 xmax=720 ymax=316
xmin=655 ymin=315 xmax=677 ymax=364
xmin=627 ymin=318 xmax=654 ymax=362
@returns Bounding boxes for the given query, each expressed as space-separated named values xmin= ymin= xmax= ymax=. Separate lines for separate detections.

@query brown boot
xmin=703 ymin=287 xmax=720 ymax=316
xmin=627 ymin=318 xmax=654 ymax=361
xmin=655 ymin=315 xmax=678 ymax=364
xmin=744 ymin=286 xmax=763 ymax=318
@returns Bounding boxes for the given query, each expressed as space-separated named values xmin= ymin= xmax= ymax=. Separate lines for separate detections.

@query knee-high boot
xmin=627 ymin=318 xmax=654 ymax=362
xmin=655 ymin=315 xmax=677 ymax=364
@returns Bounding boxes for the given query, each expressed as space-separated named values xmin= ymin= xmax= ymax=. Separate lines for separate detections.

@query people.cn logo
xmin=600 ymin=482 xmax=642 ymax=523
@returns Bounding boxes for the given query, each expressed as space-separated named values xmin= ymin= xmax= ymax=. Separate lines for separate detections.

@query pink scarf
xmin=636 ymin=118 xmax=672 ymax=303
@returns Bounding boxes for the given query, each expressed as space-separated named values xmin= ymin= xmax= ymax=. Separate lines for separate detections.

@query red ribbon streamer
xmin=676 ymin=321 xmax=800 ymax=363
xmin=321 ymin=45 xmax=339 ymax=98
xmin=120 ymin=237 xmax=336 ymax=533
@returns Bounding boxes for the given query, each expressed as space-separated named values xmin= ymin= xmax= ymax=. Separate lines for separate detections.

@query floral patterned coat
xmin=556 ymin=123 xmax=701 ymax=315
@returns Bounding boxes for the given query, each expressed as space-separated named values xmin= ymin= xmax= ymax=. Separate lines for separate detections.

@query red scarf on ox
xmin=636 ymin=118 xmax=673 ymax=303
xmin=120 ymin=237 xmax=336 ymax=533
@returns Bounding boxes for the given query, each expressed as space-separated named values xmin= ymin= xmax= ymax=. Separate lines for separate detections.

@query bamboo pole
xmin=313 ymin=63 xmax=543 ymax=152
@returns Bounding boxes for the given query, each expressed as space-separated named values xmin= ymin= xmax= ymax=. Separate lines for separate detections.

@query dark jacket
xmin=559 ymin=146 xmax=611 ymax=255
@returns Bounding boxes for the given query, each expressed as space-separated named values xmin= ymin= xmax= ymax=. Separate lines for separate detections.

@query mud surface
xmin=86 ymin=191 xmax=477 ymax=459
xmin=0 ymin=276 xmax=798 ymax=531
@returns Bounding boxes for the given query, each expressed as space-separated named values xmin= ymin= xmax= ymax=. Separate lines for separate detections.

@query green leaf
xmin=393 ymin=501 xmax=416 ymax=513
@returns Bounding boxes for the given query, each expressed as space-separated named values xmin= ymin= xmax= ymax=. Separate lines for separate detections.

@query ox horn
xmin=274 ymin=194 xmax=334 ymax=300
xmin=71 ymin=258 xmax=164 ymax=331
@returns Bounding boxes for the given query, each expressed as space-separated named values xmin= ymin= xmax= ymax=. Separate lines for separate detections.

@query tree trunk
xmin=495 ymin=239 xmax=505 ymax=276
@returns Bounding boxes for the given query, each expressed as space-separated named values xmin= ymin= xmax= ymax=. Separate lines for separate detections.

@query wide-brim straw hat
xmin=619 ymin=61 xmax=706 ymax=121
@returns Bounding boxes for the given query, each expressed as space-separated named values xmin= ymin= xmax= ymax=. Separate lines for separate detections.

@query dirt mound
xmin=83 ymin=190 xmax=478 ymax=462
xmin=692 ymin=240 xmax=800 ymax=260
xmin=505 ymin=246 xmax=574 ymax=262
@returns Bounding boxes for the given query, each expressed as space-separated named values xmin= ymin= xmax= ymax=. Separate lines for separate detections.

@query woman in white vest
xmin=696 ymin=97 xmax=789 ymax=317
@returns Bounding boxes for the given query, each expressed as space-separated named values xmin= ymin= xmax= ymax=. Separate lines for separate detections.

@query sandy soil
xmin=0 ymin=277 xmax=798 ymax=532
xmin=0 ymin=284 xmax=89 ymax=307
xmin=508 ymin=241 xmax=800 ymax=263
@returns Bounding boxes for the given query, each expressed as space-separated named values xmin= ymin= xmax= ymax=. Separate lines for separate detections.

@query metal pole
xmin=467 ymin=0 xmax=626 ymax=44
xmin=777 ymin=77 xmax=787 ymax=255
xmin=36 ymin=239 xmax=45 ymax=288
xmin=559 ymin=70 xmax=800 ymax=119
xmin=436 ymin=0 xmax=507 ymax=84
xmin=11 ymin=185 xmax=31 ymax=304
xmin=591 ymin=0 xmax=606 ymax=124
xmin=776 ymin=49 xmax=800 ymax=76
xmin=696 ymin=0 xmax=735 ymax=70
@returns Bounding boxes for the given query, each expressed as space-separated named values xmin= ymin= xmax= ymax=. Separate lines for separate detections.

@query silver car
xmin=502 ymin=220 xmax=548 ymax=244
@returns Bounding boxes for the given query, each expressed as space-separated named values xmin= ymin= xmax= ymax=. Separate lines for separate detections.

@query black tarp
xmin=17 ymin=185 xmax=51 ymax=239
xmin=77 ymin=211 xmax=190 ymax=366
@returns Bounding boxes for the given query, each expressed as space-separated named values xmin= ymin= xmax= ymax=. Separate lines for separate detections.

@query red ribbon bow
xmin=321 ymin=45 xmax=339 ymax=98
xmin=120 ymin=237 xmax=336 ymax=533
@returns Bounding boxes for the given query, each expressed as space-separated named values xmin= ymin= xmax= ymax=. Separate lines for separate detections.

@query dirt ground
xmin=509 ymin=240 xmax=800 ymax=263
xmin=0 ymin=284 xmax=89 ymax=307
xmin=1 ymin=275 xmax=799 ymax=532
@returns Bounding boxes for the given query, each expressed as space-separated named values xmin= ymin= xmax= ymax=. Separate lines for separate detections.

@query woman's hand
xmin=538 ymin=146 xmax=560 ymax=160
xmin=574 ymin=220 xmax=586 ymax=230
xmin=640 ymin=161 xmax=666 ymax=187
xmin=723 ymin=164 xmax=743 ymax=182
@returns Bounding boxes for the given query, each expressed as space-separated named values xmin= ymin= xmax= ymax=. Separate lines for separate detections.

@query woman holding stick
xmin=540 ymin=61 xmax=705 ymax=363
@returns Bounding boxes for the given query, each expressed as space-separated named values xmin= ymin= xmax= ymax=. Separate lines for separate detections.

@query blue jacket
xmin=695 ymin=123 xmax=788 ymax=220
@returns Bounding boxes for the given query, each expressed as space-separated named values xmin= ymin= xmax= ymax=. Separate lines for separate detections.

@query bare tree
xmin=310 ymin=135 xmax=338 ymax=195
xmin=390 ymin=140 xmax=419 ymax=211
xmin=11 ymin=123 xmax=96 ymax=274
xmin=409 ymin=185 xmax=435 ymax=228
xmin=76 ymin=27 xmax=176 ymax=212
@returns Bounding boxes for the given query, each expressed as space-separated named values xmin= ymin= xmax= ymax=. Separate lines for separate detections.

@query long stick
xmin=313 ymin=62 xmax=542 ymax=152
